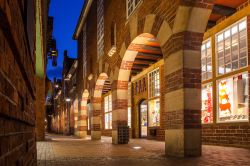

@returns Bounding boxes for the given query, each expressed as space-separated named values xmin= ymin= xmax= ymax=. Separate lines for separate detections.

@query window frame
xmin=201 ymin=38 xmax=212 ymax=81
xmin=216 ymin=72 xmax=249 ymax=123
xmin=148 ymin=68 xmax=160 ymax=99
xmin=215 ymin=17 xmax=248 ymax=76
xmin=126 ymin=0 xmax=142 ymax=19
xmin=104 ymin=93 xmax=112 ymax=129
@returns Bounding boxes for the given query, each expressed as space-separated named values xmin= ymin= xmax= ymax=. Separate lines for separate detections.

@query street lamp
xmin=65 ymin=98 xmax=71 ymax=102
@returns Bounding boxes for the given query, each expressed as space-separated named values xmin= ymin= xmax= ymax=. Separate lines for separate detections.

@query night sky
xmin=46 ymin=0 xmax=84 ymax=81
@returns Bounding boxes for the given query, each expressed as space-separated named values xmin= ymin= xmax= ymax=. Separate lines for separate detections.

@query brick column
xmin=35 ymin=76 xmax=45 ymax=141
xmin=163 ymin=2 xmax=212 ymax=156
xmin=91 ymin=95 xmax=102 ymax=140
xmin=73 ymin=99 xmax=79 ymax=136
xmin=78 ymin=96 xmax=88 ymax=138
xmin=111 ymin=81 xmax=129 ymax=144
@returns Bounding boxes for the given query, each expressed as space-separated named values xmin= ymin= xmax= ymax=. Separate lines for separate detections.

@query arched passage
xmin=112 ymin=33 xmax=164 ymax=144
xmin=91 ymin=73 xmax=110 ymax=140
xmin=78 ymin=89 xmax=89 ymax=138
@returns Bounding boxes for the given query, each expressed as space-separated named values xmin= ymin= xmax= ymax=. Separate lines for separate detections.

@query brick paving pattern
xmin=37 ymin=134 xmax=250 ymax=166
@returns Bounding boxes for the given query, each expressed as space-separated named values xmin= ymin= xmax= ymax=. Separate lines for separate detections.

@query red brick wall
xmin=0 ymin=1 xmax=37 ymax=165
xmin=202 ymin=124 xmax=250 ymax=147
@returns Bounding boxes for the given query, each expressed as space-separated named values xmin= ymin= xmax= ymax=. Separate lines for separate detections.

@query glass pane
xmin=225 ymin=55 xmax=230 ymax=64
xmin=239 ymin=21 xmax=246 ymax=31
xmin=239 ymin=58 xmax=247 ymax=68
xmin=239 ymin=38 xmax=246 ymax=49
xmin=202 ymin=83 xmax=213 ymax=124
xmin=225 ymin=63 xmax=231 ymax=73
xmin=217 ymin=33 xmax=224 ymax=42
xmin=232 ymin=61 xmax=238 ymax=70
xmin=217 ymin=73 xmax=249 ymax=122
xmin=202 ymin=73 xmax=207 ymax=80
xmin=218 ymin=50 xmax=224 ymax=58
xmin=218 ymin=42 xmax=224 ymax=51
xmin=240 ymin=49 xmax=247 ymax=59
xmin=231 ymin=25 xmax=238 ymax=35
xmin=148 ymin=99 xmax=160 ymax=126
xmin=207 ymin=71 xmax=212 ymax=79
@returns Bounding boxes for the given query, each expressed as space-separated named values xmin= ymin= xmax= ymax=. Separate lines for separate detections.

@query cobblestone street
xmin=37 ymin=134 xmax=250 ymax=166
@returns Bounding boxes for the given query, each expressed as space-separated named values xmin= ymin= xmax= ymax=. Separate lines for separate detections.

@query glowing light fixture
xmin=108 ymin=46 xmax=116 ymax=57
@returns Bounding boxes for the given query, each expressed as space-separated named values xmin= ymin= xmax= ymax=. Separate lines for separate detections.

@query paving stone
xmin=37 ymin=133 xmax=250 ymax=166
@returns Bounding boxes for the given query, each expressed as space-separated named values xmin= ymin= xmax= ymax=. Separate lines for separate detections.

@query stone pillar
xmin=74 ymin=99 xmax=79 ymax=136
xmin=35 ymin=76 xmax=45 ymax=141
xmin=78 ymin=96 xmax=88 ymax=138
xmin=91 ymin=96 xmax=101 ymax=140
xmin=163 ymin=3 xmax=212 ymax=156
xmin=112 ymin=80 xmax=128 ymax=144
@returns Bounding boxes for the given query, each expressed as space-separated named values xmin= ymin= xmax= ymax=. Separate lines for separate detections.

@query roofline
xmin=73 ymin=0 xmax=93 ymax=40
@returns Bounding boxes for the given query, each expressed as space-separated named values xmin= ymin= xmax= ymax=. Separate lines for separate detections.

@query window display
xmin=128 ymin=107 xmax=131 ymax=128
xmin=216 ymin=19 xmax=247 ymax=75
xmin=104 ymin=94 xmax=112 ymax=129
xmin=202 ymin=83 xmax=213 ymax=124
xmin=148 ymin=98 xmax=160 ymax=126
xmin=217 ymin=73 xmax=249 ymax=122
xmin=201 ymin=40 xmax=212 ymax=81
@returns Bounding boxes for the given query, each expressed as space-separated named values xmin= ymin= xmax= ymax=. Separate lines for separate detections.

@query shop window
xmin=128 ymin=83 xmax=132 ymax=128
xmin=216 ymin=19 xmax=247 ymax=75
xmin=201 ymin=40 xmax=212 ymax=81
xmin=202 ymin=83 xmax=213 ymax=124
xmin=104 ymin=94 xmax=112 ymax=129
xmin=126 ymin=0 xmax=141 ymax=18
xmin=97 ymin=0 xmax=104 ymax=59
xmin=128 ymin=107 xmax=132 ymax=128
xmin=148 ymin=98 xmax=160 ymax=127
xmin=217 ymin=72 xmax=249 ymax=122
xmin=148 ymin=68 xmax=160 ymax=98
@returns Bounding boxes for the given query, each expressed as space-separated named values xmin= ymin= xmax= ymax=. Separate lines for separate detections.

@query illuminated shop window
xmin=87 ymin=103 xmax=92 ymax=130
xmin=201 ymin=40 xmax=212 ymax=81
xmin=148 ymin=68 xmax=160 ymax=98
xmin=202 ymin=83 xmax=213 ymax=124
xmin=148 ymin=98 xmax=160 ymax=127
xmin=216 ymin=19 xmax=247 ymax=75
xmin=128 ymin=107 xmax=131 ymax=128
xmin=128 ymin=83 xmax=132 ymax=128
xmin=97 ymin=0 xmax=104 ymax=59
xmin=217 ymin=72 xmax=249 ymax=122
xmin=104 ymin=94 xmax=112 ymax=129
xmin=126 ymin=0 xmax=141 ymax=18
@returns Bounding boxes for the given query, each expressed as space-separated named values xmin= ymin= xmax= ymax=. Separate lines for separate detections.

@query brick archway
xmin=111 ymin=1 xmax=214 ymax=155
xmin=78 ymin=89 xmax=89 ymax=138
xmin=91 ymin=73 xmax=109 ymax=140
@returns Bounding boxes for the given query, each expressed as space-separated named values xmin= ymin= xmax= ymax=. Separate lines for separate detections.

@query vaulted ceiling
xmin=128 ymin=34 xmax=163 ymax=76
xmin=208 ymin=0 xmax=247 ymax=29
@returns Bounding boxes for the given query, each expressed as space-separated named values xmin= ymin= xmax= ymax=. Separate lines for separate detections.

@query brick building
xmin=0 ymin=0 xmax=49 ymax=165
xmin=49 ymin=0 xmax=250 ymax=157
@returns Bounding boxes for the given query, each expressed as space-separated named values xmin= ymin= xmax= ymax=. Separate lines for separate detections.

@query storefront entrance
xmin=139 ymin=100 xmax=147 ymax=138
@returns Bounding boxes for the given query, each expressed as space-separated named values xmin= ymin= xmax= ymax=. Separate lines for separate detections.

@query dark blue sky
xmin=46 ymin=0 xmax=84 ymax=81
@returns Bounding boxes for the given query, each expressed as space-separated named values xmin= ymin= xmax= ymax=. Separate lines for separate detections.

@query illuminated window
xmin=104 ymin=94 xmax=112 ymax=129
xmin=201 ymin=83 xmax=213 ymax=124
xmin=148 ymin=68 xmax=160 ymax=98
xmin=216 ymin=19 xmax=247 ymax=75
xmin=128 ymin=83 xmax=132 ymax=128
xmin=217 ymin=72 xmax=249 ymax=122
xmin=148 ymin=98 xmax=160 ymax=127
xmin=128 ymin=107 xmax=131 ymax=128
xmin=201 ymin=40 xmax=212 ymax=81
xmin=126 ymin=0 xmax=141 ymax=18
xmin=97 ymin=0 xmax=104 ymax=59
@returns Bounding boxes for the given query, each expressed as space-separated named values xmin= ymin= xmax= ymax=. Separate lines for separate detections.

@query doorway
xmin=139 ymin=100 xmax=147 ymax=138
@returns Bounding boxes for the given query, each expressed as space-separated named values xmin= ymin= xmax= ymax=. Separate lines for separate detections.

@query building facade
xmin=0 ymin=0 xmax=49 ymax=165
xmin=50 ymin=0 xmax=250 ymax=157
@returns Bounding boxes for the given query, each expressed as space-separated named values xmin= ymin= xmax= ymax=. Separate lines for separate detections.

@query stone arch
xmin=78 ymin=89 xmax=89 ymax=138
xmin=91 ymin=73 xmax=110 ymax=140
